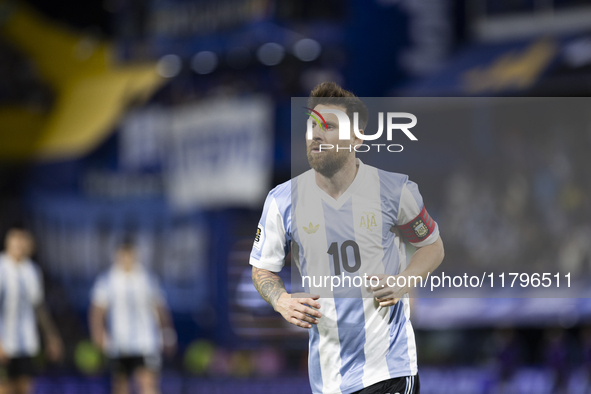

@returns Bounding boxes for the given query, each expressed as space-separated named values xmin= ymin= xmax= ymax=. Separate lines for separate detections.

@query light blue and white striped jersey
xmin=91 ymin=265 xmax=164 ymax=357
xmin=250 ymin=160 xmax=439 ymax=394
xmin=0 ymin=253 xmax=43 ymax=357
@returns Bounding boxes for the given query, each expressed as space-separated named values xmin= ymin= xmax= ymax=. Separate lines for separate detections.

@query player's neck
xmin=116 ymin=263 xmax=136 ymax=273
xmin=6 ymin=251 xmax=25 ymax=263
xmin=314 ymin=157 xmax=359 ymax=200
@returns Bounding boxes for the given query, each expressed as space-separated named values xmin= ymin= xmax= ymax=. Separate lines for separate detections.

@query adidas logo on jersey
xmin=303 ymin=222 xmax=319 ymax=234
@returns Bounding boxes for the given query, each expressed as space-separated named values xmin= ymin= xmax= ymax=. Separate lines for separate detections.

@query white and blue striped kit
xmin=91 ymin=265 xmax=164 ymax=357
xmin=250 ymin=160 xmax=439 ymax=394
xmin=0 ymin=253 xmax=44 ymax=358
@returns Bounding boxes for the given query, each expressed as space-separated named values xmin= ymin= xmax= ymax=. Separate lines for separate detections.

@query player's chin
xmin=307 ymin=157 xmax=324 ymax=171
xmin=307 ymin=152 xmax=323 ymax=162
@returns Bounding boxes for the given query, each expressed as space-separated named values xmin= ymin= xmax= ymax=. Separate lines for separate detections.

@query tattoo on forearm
xmin=252 ymin=268 xmax=286 ymax=308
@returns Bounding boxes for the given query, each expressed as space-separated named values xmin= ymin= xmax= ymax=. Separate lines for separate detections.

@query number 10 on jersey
xmin=328 ymin=240 xmax=362 ymax=276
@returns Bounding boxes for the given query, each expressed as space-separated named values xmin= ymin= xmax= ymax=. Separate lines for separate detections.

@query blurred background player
xmin=0 ymin=226 xmax=63 ymax=394
xmin=89 ymin=238 xmax=176 ymax=394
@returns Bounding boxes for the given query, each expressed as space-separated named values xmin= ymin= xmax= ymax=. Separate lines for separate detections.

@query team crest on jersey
xmin=253 ymin=224 xmax=264 ymax=249
xmin=303 ymin=222 xmax=319 ymax=234
xmin=412 ymin=218 xmax=429 ymax=239
xmin=360 ymin=212 xmax=377 ymax=232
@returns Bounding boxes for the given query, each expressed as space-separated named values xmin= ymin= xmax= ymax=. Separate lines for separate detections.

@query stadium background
xmin=1 ymin=0 xmax=591 ymax=392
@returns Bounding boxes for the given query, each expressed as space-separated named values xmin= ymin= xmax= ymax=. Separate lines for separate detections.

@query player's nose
xmin=311 ymin=124 xmax=324 ymax=141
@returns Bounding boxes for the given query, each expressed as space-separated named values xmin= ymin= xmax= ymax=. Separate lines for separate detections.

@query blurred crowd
xmin=440 ymin=122 xmax=591 ymax=275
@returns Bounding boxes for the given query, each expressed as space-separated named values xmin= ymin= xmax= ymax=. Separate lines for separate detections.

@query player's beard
xmin=307 ymin=143 xmax=351 ymax=178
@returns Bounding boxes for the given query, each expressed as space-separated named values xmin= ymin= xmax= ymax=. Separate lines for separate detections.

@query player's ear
xmin=353 ymin=128 xmax=364 ymax=144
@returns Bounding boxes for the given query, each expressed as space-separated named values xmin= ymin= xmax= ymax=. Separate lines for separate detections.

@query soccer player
xmin=89 ymin=238 xmax=176 ymax=394
xmin=0 ymin=226 xmax=63 ymax=394
xmin=250 ymin=82 xmax=444 ymax=394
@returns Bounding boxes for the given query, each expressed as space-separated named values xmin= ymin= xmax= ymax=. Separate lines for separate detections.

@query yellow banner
xmin=0 ymin=1 xmax=165 ymax=161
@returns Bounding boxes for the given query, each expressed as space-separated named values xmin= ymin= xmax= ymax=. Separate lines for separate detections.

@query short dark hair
xmin=5 ymin=223 xmax=30 ymax=239
xmin=8 ymin=222 xmax=27 ymax=232
xmin=307 ymin=82 xmax=368 ymax=131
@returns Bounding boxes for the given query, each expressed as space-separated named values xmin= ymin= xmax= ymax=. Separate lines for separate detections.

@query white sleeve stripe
xmin=253 ymin=197 xmax=287 ymax=271
xmin=397 ymin=183 xmax=421 ymax=226
xmin=249 ymin=256 xmax=283 ymax=273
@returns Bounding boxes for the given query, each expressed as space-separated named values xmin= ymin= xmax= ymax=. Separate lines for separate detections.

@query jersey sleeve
xmin=149 ymin=274 xmax=166 ymax=306
xmin=91 ymin=275 xmax=109 ymax=308
xmin=0 ymin=264 xmax=4 ymax=299
xmin=396 ymin=181 xmax=439 ymax=247
xmin=249 ymin=185 xmax=290 ymax=273
xmin=30 ymin=264 xmax=44 ymax=306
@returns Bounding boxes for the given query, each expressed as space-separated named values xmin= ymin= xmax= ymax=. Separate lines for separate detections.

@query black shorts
xmin=110 ymin=355 xmax=161 ymax=377
xmin=1 ymin=357 xmax=38 ymax=380
xmin=352 ymin=374 xmax=420 ymax=394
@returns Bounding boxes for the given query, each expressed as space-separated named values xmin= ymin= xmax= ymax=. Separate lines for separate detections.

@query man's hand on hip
xmin=275 ymin=292 xmax=322 ymax=329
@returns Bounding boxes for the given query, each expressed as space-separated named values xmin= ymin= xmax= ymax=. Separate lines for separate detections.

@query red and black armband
xmin=398 ymin=206 xmax=436 ymax=243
